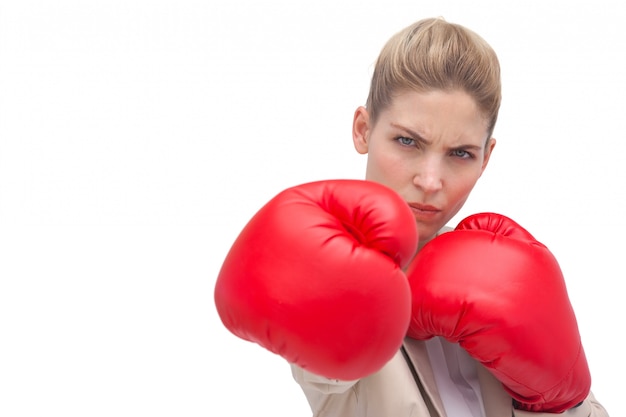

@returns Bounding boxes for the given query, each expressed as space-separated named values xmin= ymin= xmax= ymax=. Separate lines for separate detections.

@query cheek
xmin=365 ymin=149 xmax=403 ymax=183
xmin=446 ymin=172 xmax=482 ymax=208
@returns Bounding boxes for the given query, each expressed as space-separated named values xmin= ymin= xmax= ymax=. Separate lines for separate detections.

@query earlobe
xmin=352 ymin=106 xmax=370 ymax=154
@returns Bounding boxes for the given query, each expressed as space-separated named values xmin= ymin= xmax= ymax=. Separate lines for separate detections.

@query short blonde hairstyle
xmin=366 ymin=17 xmax=502 ymax=140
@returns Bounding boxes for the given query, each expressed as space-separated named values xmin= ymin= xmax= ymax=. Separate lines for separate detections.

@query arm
xmin=291 ymin=363 xmax=358 ymax=395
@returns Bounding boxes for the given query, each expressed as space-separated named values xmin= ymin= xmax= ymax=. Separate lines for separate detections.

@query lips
xmin=408 ymin=203 xmax=441 ymax=213
xmin=407 ymin=203 xmax=442 ymax=222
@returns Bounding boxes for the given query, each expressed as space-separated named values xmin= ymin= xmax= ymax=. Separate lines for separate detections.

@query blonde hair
xmin=366 ymin=17 xmax=502 ymax=139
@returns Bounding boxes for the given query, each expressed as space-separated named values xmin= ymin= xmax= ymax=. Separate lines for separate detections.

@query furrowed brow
xmin=391 ymin=124 xmax=431 ymax=145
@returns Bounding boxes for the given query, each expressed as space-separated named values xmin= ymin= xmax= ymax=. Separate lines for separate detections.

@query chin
xmin=417 ymin=232 xmax=437 ymax=250
xmin=416 ymin=220 xmax=448 ymax=249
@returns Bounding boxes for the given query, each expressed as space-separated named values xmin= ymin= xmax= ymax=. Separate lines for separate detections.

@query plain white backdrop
xmin=0 ymin=0 xmax=622 ymax=415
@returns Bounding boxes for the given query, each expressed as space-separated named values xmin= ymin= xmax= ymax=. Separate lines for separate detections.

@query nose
xmin=412 ymin=156 xmax=443 ymax=193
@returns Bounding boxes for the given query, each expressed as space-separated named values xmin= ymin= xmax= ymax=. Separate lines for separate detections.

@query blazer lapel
xmin=402 ymin=338 xmax=447 ymax=417
xmin=477 ymin=364 xmax=514 ymax=416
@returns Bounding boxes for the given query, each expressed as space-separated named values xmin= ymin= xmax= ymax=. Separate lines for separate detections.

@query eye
xmin=451 ymin=149 xmax=475 ymax=159
xmin=396 ymin=136 xmax=415 ymax=146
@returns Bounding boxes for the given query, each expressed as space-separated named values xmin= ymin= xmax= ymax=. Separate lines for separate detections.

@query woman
xmin=215 ymin=17 xmax=609 ymax=417
xmin=291 ymin=17 xmax=610 ymax=416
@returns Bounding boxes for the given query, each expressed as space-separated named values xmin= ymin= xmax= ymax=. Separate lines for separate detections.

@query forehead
xmin=381 ymin=89 xmax=490 ymax=143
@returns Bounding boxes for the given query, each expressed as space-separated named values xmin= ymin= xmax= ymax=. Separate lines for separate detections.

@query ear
xmin=480 ymin=138 xmax=497 ymax=173
xmin=352 ymin=106 xmax=370 ymax=154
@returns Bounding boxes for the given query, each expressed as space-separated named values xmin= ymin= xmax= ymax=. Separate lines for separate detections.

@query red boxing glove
xmin=214 ymin=180 xmax=418 ymax=380
xmin=406 ymin=212 xmax=590 ymax=413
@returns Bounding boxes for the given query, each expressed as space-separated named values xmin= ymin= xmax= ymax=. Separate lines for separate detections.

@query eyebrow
xmin=392 ymin=124 xmax=431 ymax=145
xmin=391 ymin=123 xmax=484 ymax=151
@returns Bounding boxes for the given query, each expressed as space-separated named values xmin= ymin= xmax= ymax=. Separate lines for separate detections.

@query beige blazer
xmin=291 ymin=338 xmax=608 ymax=417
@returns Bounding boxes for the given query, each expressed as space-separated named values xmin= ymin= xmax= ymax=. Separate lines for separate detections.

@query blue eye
xmin=397 ymin=136 xmax=415 ymax=146
xmin=452 ymin=149 xmax=474 ymax=159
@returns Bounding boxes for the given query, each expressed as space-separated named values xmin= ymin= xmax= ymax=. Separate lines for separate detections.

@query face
xmin=352 ymin=89 xmax=496 ymax=249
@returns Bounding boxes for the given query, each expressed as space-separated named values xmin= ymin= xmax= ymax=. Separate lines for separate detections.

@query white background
xmin=0 ymin=0 xmax=622 ymax=415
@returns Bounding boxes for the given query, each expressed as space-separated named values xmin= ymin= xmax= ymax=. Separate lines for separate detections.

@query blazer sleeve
xmin=514 ymin=392 xmax=609 ymax=417
xmin=290 ymin=363 xmax=359 ymax=395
